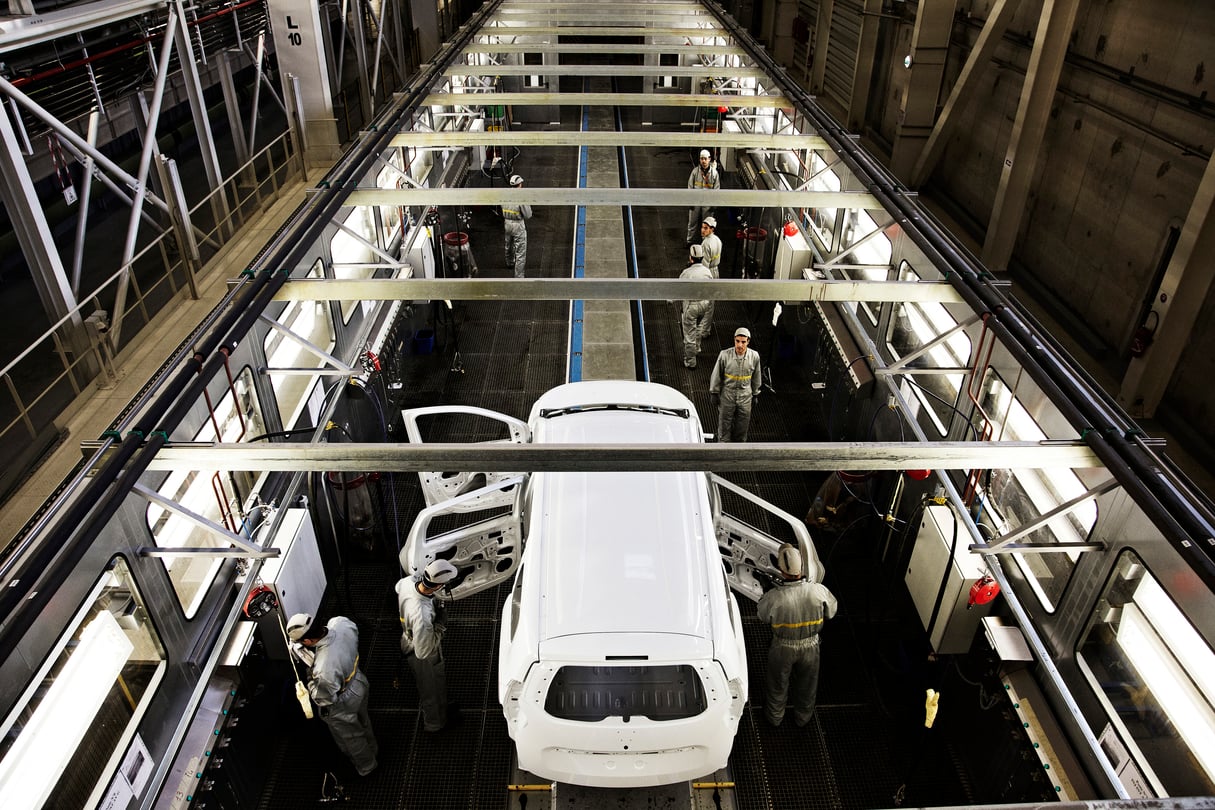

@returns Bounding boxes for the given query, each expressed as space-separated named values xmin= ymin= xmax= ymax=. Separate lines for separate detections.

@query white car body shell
xmin=401 ymin=380 xmax=822 ymax=787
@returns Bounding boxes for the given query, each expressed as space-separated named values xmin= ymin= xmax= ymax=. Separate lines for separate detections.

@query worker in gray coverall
xmin=699 ymin=216 xmax=722 ymax=277
xmin=287 ymin=613 xmax=378 ymax=776
xmin=502 ymin=174 xmax=533 ymax=278
xmin=396 ymin=559 xmax=458 ymax=731
xmin=686 ymin=149 xmax=720 ymax=244
xmin=679 ymin=243 xmax=714 ymax=369
xmin=757 ymin=544 xmax=837 ymax=727
xmin=709 ymin=326 xmax=762 ymax=442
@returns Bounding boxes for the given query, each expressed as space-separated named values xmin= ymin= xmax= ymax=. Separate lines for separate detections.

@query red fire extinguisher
xmin=1129 ymin=311 xmax=1159 ymax=357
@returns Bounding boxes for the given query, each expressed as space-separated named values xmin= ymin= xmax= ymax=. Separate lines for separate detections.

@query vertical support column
xmin=0 ymin=95 xmax=89 ymax=363
xmin=767 ymin=0 xmax=800 ymax=68
xmin=266 ymin=0 xmax=342 ymax=166
xmin=349 ymin=0 xmax=375 ymax=119
xmin=409 ymin=0 xmax=441 ymax=64
xmin=155 ymin=154 xmax=202 ymax=299
xmin=845 ymin=0 xmax=883 ymax=132
xmin=909 ymin=0 xmax=1018 ymax=187
xmin=169 ymin=0 xmax=223 ymax=193
xmin=809 ymin=0 xmax=835 ymax=96
xmin=889 ymin=0 xmax=957 ymax=180
xmin=218 ymin=50 xmax=252 ymax=168
xmin=70 ymin=110 xmax=101 ymax=297
xmin=1119 ymin=154 xmax=1215 ymax=418
xmin=111 ymin=16 xmax=178 ymax=347
xmin=981 ymin=0 xmax=1082 ymax=272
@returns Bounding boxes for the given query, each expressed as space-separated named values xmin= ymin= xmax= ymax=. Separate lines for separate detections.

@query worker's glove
xmin=710 ymin=392 xmax=720 ymax=407
xmin=924 ymin=689 xmax=940 ymax=728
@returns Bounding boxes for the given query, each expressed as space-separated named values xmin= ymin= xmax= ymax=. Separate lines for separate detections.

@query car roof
xmin=527 ymin=382 xmax=715 ymax=645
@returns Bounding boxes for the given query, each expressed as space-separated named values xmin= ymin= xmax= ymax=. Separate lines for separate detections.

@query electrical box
xmin=222 ymin=508 xmax=326 ymax=664
xmin=469 ymin=117 xmax=487 ymax=169
xmin=905 ymin=504 xmax=991 ymax=654
xmin=774 ymin=228 xmax=812 ymax=283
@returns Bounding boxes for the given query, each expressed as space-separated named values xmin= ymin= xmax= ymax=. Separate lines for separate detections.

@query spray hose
xmin=277 ymin=612 xmax=314 ymax=719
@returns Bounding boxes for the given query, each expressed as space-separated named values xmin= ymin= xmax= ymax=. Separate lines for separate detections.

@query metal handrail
xmin=0 ymin=129 xmax=300 ymax=459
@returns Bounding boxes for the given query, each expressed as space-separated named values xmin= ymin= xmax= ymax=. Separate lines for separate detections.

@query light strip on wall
xmin=1118 ymin=602 xmax=1215 ymax=786
xmin=0 ymin=611 xmax=134 ymax=810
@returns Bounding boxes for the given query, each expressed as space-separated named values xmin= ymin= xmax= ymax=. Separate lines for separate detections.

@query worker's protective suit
xmin=701 ymin=231 xmax=723 ymax=278
xmin=709 ymin=345 xmax=761 ymax=441
xmin=757 ymin=578 xmax=838 ymax=726
xmin=396 ymin=574 xmax=448 ymax=731
xmin=679 ymin=259 xmax=714 ymax=368
xmin=502 ymin=202 xmax=532 ymax=278
xmin=686 ymin=158 xmax=720 ymax=242
xmin=308 ymin=617 xmax=378 ymax=775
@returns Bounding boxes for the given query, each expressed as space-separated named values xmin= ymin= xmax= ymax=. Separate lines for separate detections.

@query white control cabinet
xmin=905 ymin=504 xmax=991 ymax=654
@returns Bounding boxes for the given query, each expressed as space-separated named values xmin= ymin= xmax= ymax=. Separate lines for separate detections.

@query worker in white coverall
xmin=502 ymin=174 xmax=533 ymax=277
xmin=679 ymin=243 xmax=714 ymax=369
xmin=757 ymin=544 xmax=837 ymax=727
xmin=686 ymin=149 xmax=720 ymax=244
xmin=287 ymin=614 xmax=379 ymax=776
xmin=709 ymin=326 xmax=762 ymax=441
xmin=699 ymin=215 xmax=723 ymax=277
xmin=396 ymin=559 xmax=458 ymax=731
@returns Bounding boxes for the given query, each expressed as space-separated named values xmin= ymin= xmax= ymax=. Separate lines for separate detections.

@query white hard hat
xmin=286 ymin=613 xmax=314 ymax=641
xmin=776 ymin=544 xmax=802 ymax=578
xmin=509 ymin=174 xmax=524 ymax=186
xmin=422 ymin=559 xmax=459 ymax=587
xmin=702 ymin=216 xmax=717 ymax=229
xmin=699 ymin=149 xmax=711 ymax=158
xmin=689 ymin=243 xmax=704 ymax=259
xmin=734 ymin=327 xmax=751 ymax=339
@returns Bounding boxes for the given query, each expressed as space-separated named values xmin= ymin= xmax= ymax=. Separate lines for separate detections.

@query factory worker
xmin=679 ymin=243 xmax=714 ymax=369
xmin=287 ymin=613 xmax=378 ymax=776
xmin=757 ymin=545 xmax=837 ymax=727
xmin=700 ymin=216 xmax=722 ymax=277
xmin=396 ymin=559 xmax=459 ymax=732
xmin=709 ymin=326 xmax=762 ymax=442
xmin=502 ymin=174 xmax=533 ymax=278
xmin=686 ymin=149 xmax=720 ymax=244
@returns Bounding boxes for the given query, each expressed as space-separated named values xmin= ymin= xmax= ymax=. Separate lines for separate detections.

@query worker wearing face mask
xmin=757 ymin=544 xmax=837 ymax=727
xmin=396 ymin=559 xmax=459 ymax=731
xmin=287 ymin=613 xmax=379 ymax=776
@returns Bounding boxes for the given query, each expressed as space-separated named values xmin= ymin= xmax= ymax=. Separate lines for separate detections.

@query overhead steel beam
xmin=342 ymin=186 xmax=881 ymax=209
xmin=419 ymin=91 xmax=788 ymax=108
xmin=0 ymin=0 xmax=164 ymax=54
xmin=474 ymin=26 xmax=726 ymax=36
xmin=461 ymin=43 xmax=748 ymax=55
xmin=146 ymin=441 xmax=1103 ymax=472
xmin=444 ymin=64 xmax=768 ymax=79
xmin=272 ymin=278 xmax=966 ymax=303
xmin=389 ymin=130 xmax=829 ymax=149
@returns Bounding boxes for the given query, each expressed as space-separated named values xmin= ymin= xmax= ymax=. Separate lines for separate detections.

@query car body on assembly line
xmin=400 ymin=381 xmax=822 ymax=787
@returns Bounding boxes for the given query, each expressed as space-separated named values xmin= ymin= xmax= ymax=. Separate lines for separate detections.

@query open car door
xmin=401 ymin=405 xmax=529 ymax=512
xmin=399 ymin=476 xmax=525 ymax=600
xmin=711 ymin=473 xmax=824 ymax=603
